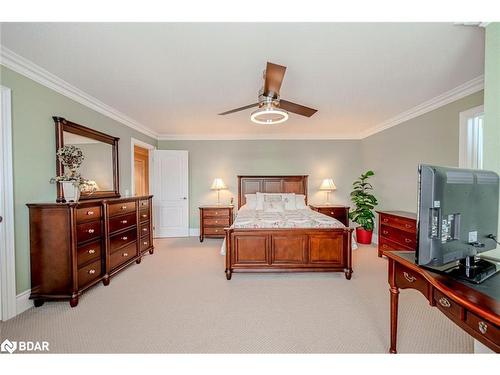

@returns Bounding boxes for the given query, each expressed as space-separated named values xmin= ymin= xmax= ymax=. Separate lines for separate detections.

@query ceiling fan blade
xmin=263 ymin=62 xmax=287 ymax=97
xmin=218 ymin=103 xmax=259 ymax=115
xmin=279 ymin=100 xmax=317 ymax=117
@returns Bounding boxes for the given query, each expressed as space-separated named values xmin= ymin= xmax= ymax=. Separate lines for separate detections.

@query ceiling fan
xmin=218 ymin=62 xmax=317 ymax=125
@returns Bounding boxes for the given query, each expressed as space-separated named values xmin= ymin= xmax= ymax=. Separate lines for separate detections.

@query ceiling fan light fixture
xmin=250 ymin=105 xmax=289 ymax=125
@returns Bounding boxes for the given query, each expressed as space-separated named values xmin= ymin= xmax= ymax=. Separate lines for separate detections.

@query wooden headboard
xmin=237 ymin=175 xmax=308 ymax=209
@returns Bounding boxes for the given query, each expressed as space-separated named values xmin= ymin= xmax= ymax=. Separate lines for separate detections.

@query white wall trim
xmin=0 ymin=86 xmax=17 ymax=321
xmin=130 ymin=137 xmax=156 ymax=196
xmin=189 ymin=228 xmax=200 ymax=237
xmin=359 ymin=75 xmax=485 ymax=139
xmin=0 ymin=45 xmax=159 ymax=139
xmin=16 ymin=289 xmax=33 ymax=316
xmin=158 ymin=133 xmax=362 ymax=141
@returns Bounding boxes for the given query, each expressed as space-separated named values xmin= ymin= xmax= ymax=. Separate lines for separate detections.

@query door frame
xmin=459 ymin=105 xmax=484 ymax=169
xmin=0 ymin=86 xmax=17 ymax=321
xmin=130 ymin=137 xmax=155 ymax=196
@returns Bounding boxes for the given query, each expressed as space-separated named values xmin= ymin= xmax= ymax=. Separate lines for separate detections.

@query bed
xmin=224 ymin=175 xmax=354 ymax=280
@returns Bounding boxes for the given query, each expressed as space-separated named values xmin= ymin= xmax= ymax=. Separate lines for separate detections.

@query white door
xmin=153 ymin=150 xmax=189 ymax=237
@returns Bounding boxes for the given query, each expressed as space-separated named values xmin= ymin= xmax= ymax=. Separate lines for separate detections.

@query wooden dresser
xmin=27 ymin=195 xmax=153 ymax=307
xmin=377 ymin=211 xmax=417 ymax=257
xmin=309 ymin=205 xmax=350 ymax=226
xmin=199 ymin=205 xmax=234 ymax=242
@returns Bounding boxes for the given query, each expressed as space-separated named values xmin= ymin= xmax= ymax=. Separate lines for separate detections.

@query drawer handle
xmin=88 ymin=269 xmax=96 ymax=275
xmin=330 ymin=211 xmax=334 ymax=215
xmin=405 ymin=224 xmax=412 ymax=228
xmin=215 ymin=212 xmax=218 ymax=215
xmin=87 ymin=211 xmax=94 ymax=215
xmin=383 ymin=218 xmax=388 ymax=222
xmin=87 ymin=229 xmax=95 ymax=234
xmin=404 ymin=238 xmax=412 ymax=243
xmin=121 ymin=236 xmax=128 ymax=240
xmin=142 ymin=228 xmax=148 ymax=232
xmin=383 ymin=230 xmax=389 ymax=235
xmin=142 ymin=214 xmax=147 ymax=218
xmin=88 ymin=249 xmax=96 ymax=254
xmin=122 ymin=252 xmax=128 ymax=257
xmin=141 ymin=202 xmax=146 ymax=206
xmin=478 ymin=321 xmax=488 ymax=334
xmin=403 ymin=271 xmax=416 ymax=283
xmin=143 ymin=241 xmax=148 ymax=245
xmin=438 ymin=297 xmax=451 ymax=308
xmin=121 ymin=205 xmax=127 ymax=210
xmin=120 ymin=220 xmax=128 ymax=224
xmin=382 ymin=244 xmax=388 ymax=249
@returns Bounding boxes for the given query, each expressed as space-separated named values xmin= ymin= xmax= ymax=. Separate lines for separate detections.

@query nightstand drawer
xmin=204 ymin=217 xmax=230 ymax=227
xmin=204 ymin=227 xmax=225 ymax=236
xmin=203 ymin=209 xmax=230 ymax=218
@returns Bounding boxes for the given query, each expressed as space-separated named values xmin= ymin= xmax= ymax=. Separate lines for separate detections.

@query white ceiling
xmin=0 ymin=23 xmax=485 ymax=139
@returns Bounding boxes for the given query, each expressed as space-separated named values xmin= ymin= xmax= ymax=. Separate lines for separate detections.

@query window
xmin=459 ymin=105 xmax=484 ymax=169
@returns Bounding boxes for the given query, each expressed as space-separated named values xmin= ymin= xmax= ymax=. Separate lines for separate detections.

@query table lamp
xmin=319 ymin=178 xmax=336 ymax=204
xmin=211 ymin=178 xmax=227 ymax=205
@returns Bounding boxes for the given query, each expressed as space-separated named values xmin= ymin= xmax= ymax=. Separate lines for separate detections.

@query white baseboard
xmin=16 ymin=289 xmax=33 ymax=316
xmin=189 ymin=228 xmax=200 ymax=237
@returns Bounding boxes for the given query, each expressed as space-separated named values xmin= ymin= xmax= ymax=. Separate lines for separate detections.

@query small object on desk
xmin=377 ymin=211 xmax=416 ymax=257
xmin=199 ymin=205 xmax=234 ymax=242
xmin=309 ymin=204 xmax=349 ymax=226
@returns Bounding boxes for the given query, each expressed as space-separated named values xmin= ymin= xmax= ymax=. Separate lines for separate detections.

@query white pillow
xmin=295 ymin=194 xmax=307 ymax=209
xmin=263 ymin=200 xmax=285 ymax=213
xmin=244 ymin=194 xmax=257 ymax=209
xmin=256 ymin=192 xmax=297 ymax=210
xmin=282 ymin=193 xmax=297 ymax=210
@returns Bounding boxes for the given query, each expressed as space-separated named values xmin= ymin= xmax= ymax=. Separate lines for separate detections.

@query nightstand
xmin=309 ymin=205 xmax=350 ymax=226
xmin=199 ymin=205 xmax=234 ymax=242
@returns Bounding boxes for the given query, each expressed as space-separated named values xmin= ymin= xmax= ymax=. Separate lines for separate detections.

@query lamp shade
xmin=319 ymin=178 xmax=337 ymax=191
xmin=211 ymin=178 xmax=227 ymax=190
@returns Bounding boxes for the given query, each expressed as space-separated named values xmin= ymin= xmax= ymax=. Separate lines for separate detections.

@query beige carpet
xmin=0 ymin=238 xmax=472 ymax=353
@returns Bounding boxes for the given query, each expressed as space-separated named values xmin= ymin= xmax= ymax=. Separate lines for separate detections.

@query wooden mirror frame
xmin=53 ymin=116 xmax=120 ymax=202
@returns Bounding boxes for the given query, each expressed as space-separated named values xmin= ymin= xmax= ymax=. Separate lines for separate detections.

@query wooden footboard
xmin=224 ymin=227 xmax=353 ymax=280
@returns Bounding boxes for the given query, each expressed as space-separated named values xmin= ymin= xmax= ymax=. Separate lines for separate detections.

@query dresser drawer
xmin=203 ymin=209 xmax=230 ymax=218
xmin=465 ymin=312 xmax=500 ymax=344
xmin=110 ymin=242 xmax=136 ymax=269
xmin=77 ymin=240 xmax=102 ymax=267
xmin=433 ymin=289 xmax=462 ymax=320
xmin=76 ymin=221 xmax=101 ymax=243
xmin=108 ymin=201 xmax=137 ymax=217
xmin=379 ymin=237 xmax=406 ymax=253
xmin=139 ymin=199 xmax=149 ymax=210
xmin=140 ymin=236 xmax=151 ymax=251
xmin=394 ymin=263 xmax=428 ymax=297
xmin=380 ymin=225 xmax=416 ymax=248
xmin=139 ymin=221 xmax=150 ymax=237
xmin=76 ymin=206 xmax=102 ymax=223
xmin=380 ymin=214 xmax=416 ymax=233
xmin=204 ymin=227 xmax=225 ymax=236
xmin=204 ymin=217 xmax=230 ymax=227
xmin=109 ymin=212 xmax=136 ymax=234
xmin=110 ymin=228 xmax=137 ymax=253
xmin=139 ymin=209 xmax=150 ymax=223
xmin=78 ymin=259 xmax=101 ymax=288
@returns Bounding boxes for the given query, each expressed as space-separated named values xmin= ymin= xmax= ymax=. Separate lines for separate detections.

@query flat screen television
xmin=416 ymin=164 xmax=500 ymax=283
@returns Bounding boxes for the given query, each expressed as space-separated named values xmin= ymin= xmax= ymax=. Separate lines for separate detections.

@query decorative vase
xmin=61 ymin=181 xmax=80 ymax=202
xmin=356 ymin=227 xmax=373 ymax=245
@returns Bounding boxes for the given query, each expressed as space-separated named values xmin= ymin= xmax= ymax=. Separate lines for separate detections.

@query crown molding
xmin=157 ymin=133 xmax=362 ymax=141
xmin=359 ymin=75 xmax=484 ymax=139
xmin=0 ymin=46 xmax=159 ymax=139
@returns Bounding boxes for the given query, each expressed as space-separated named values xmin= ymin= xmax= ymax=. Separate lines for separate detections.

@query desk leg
xmin=389 ymin=285 xmax=399 ymax=354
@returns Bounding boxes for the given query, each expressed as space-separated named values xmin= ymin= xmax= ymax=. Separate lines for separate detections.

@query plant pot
xmin=61 ymin=181 xmax=80 ymax=202
xmin=356 ymin=227 xmax=373 ymax=245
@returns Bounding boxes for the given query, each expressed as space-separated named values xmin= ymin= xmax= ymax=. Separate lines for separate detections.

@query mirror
xmin=54 ymin=117 xmax=120 ymax=202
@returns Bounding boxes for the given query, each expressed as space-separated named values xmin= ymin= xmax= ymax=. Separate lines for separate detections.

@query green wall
xmin=157 ymin=139 xmax=363 ymax=228
xmin=0 ymin=66 xmax=157 ymax=294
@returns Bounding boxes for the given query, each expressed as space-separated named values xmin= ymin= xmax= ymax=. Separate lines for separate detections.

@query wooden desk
xmin=386 ymin=251 xmax=500 ymax=353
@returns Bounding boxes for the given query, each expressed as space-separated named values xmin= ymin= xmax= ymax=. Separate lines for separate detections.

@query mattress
xmin=220 ymin=207 xmax=357 ymax=255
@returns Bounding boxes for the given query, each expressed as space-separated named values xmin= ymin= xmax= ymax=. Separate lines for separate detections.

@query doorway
xmin=134 ymin=145 xmax=150 ymax=196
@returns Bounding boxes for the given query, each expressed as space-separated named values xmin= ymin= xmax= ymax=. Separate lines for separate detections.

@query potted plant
xmin=50 ymin=145 xmax=95 ymax=202
xmin=349 ymin=170 xmax=378 ymax=244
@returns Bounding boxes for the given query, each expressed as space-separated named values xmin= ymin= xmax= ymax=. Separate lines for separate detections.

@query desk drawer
xmin=380 ymin=225 xmax=416 ymax=248
xmin=110 ymin=228 xmax=137 ymax=253
xmin=203 ymin=209 xmax=230 ymax=218
xmin=204 ymin=217 xmax=230 ymax=227
xmin=465 ymin=312 xmax=500 ymax=344
xmin=380 ymin=214 xmax=416 ymax=233
xmin=77 ymin=240 xmax=102 ymax=267
xmin=76 ymin=206 xmax=102 ymax=223
xmin=108 ymin=201 xmax=136 ymax=217
xmin=76 ymin=221 xmax=101 ymax=243
xmin=78 ymin=259 xmax=101 ymax=288
xmin=433 ymin=289 xmax=462 ymax=320
xmin=394 ymin=263 xmax=428 ymax=297
xmin=109 ymin=212 xmax=136 ymax=234
xmin=110 ymin=242 xmax=136 ymax=270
